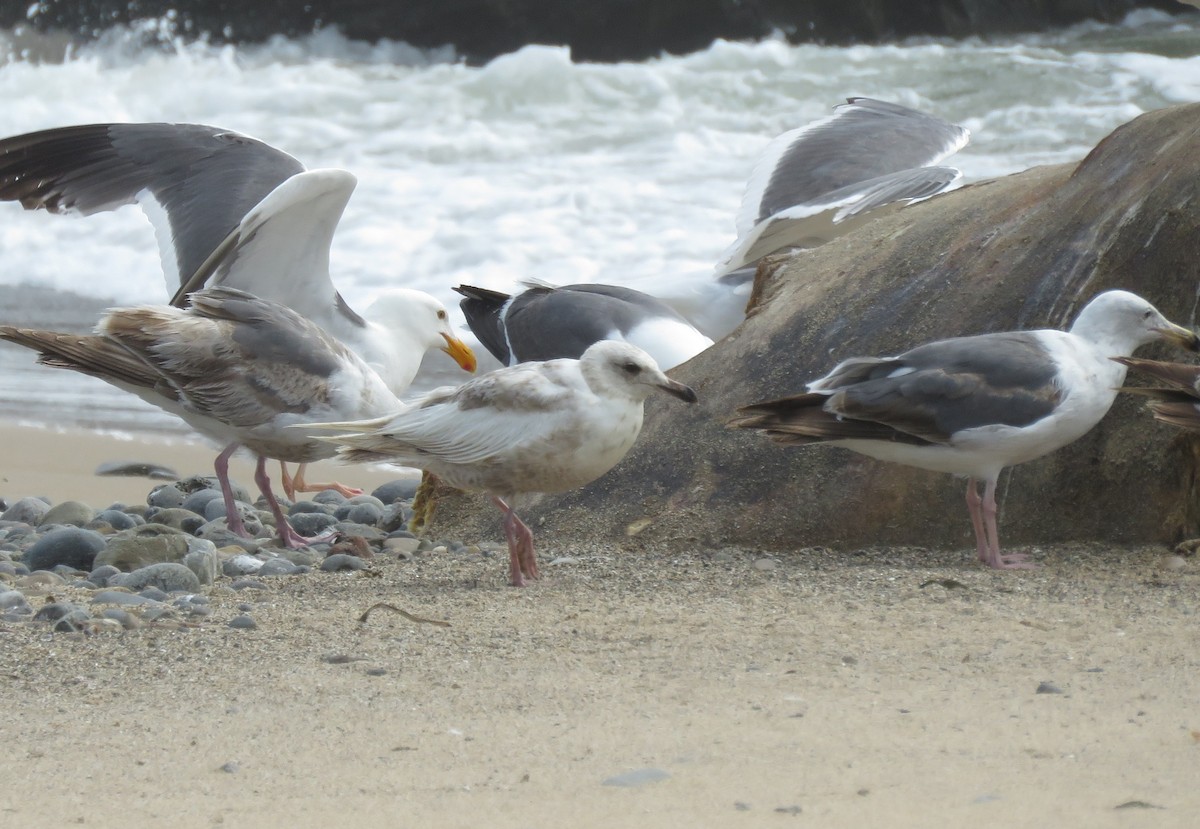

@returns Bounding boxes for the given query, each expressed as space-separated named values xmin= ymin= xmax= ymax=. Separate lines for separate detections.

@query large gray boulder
xmin=430 ymin=101 xmax=1200 ymax=553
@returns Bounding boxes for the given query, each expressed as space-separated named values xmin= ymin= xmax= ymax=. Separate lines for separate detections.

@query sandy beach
xmin=1 ymin=422 xmax=1198 ymax=828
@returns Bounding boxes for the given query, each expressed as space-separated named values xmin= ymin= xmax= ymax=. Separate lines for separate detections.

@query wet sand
xmin=1 ymin=422 xmax=1198 ymax=828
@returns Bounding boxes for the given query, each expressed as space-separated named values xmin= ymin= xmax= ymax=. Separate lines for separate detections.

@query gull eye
xmin=437 ymin=309 xmax=447 ymax=320
xmin=621 ymin=361 xmax=641 ymax=375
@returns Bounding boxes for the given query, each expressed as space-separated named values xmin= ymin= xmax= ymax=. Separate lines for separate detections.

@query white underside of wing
xmin=199 ymin=169 xmax=356 ymax=329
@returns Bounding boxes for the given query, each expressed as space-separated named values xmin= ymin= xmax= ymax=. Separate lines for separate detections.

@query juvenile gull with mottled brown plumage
xmin=310 ymin=340 xmax=698 ymax=586
xmin=0 ymin=286 xmax=403 ymax=548
xmin=730 ymin=290 xmax=1198 ymax=569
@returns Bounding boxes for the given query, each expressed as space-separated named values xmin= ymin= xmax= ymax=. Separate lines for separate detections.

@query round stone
xmin=23 ymin=527 xmax=107 ymax=572
xmin=108 ymin=562 xmax=202 ymax=593
xmin=38 ymin=500 xmax=96 ymax=528
xmin=371 ymin=478 xmax=419 ymax=504
xmin=2 ymin=497 xmax=50 ymax=525
xmin=319 ymin=554 xmax=366 ymax=572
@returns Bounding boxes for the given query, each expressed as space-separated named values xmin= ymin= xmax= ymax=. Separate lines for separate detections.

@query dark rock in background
xmin=1 ymin=1 xmax=1187 ymax=64
xmin=431 ymin=102 xmax=1200 ymax=553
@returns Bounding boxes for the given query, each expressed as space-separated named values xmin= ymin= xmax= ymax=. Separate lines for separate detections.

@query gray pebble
xmin=1 ymin=497 xmax=50 ymax=525
xmin=371 ymin=478 xmax=419 ymax=504
xmin=33 ymin=601 xmax=84 ymax=623
xmin=332 ymin=522 xmax=385 ymax=540
xmin=178 ymin=475 xmax=251 ymax=505
xmin=278 ymin=547 xmax=320 ymax=567
xmin=109 ymin=562 xmax=201 ymax=593
xmin=0 ymin=589 xmax=32 ymax=614
xmin=146 ymin=484 xmax=187 ymax=509
xmin=148 ymin=508 xmax=207 ymax=534
xmin=141 ymin=606 xmax=177 ymax=622
xmin=38 ymin=500 xmax=96 ymax=528
xmin=223 ymin=554 xmax=265 ymax=576
xmin=288 ymin=500 xmax=330 ymax=515
xmin=94 ymin=524 xmax=192 ymax=571
xmin=229 ymin=578 xmax=267 ymax=591
xmin=24 ymin=526 xmax=108 ymax=572
xmin=228 ymin=614 xmax=257 ymax=630
xmin=52 ymin=609 xmax=94 ymax=633
xmin=196 ymin=524 xmax=260 ymax=552
xmin=288 ymin=511 xmax=338 ymax=537
xmin=92 ymin=509 xmax=140 ymax=531
xmin=88 ymin=564 xmax=122 ymax=587
xmin=1036 ymin=681 xmax=1064 ymax=695
xmin=182 ymin=540 xmax=220 ymax=586
xmin=311 ymin=490 xmax=348 ymax=505
xmin=341 ymin=502 xmax=383 ymax=526
xmin=139 ymin=586 xmax=170 ymax=602
xmin=319 ymin=554 xmax=366 ymax=572
xmin=257 ymin=558 xmax=304 ymax=576
xmin=16 ymin=570 xmax=64 ymax=587
xmin=91 ymin=590 xmax=163 ymax=607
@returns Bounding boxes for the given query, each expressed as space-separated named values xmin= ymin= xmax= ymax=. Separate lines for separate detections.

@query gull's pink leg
xmin=254 ymin=456 xmax=312 ymax=549
xmin=215 ymin=442 xmax=252 ymax=538
xmin=286 ymin=462 xmax=364 ymax=499
xmin=964 ymin=478 xmax=990 ymax=564
xmin=980 ymin=476 xmax=1035 ymax=570
xmin=280 ymin=461 xmax=297 ymax=502
xmin=492 ymin=496 xmax=539 ymax=587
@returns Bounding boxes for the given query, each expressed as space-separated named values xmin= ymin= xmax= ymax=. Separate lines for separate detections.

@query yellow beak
xmin=441 ymin=333 xmax=478 ymax=373
xmin=1155 ymin=321 xmax=1200 ymax=353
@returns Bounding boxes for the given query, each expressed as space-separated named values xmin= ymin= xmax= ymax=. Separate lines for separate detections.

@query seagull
xmin=308 ymin=340 xmax=698 ymax=586
xmin=454 ymin=281 xmax=714 ymax=370
xmin=0 ymin=286 xmax=404 ymax=549
xmin=729 ymin=290 xmax=1199 ymax=569
xmin=0 ymin=121 xmax=477 ymax=496
xmin=1113 ymin=356 xmax=1200 ymax=430
xmin=715 ymin=97 xmax=970 ymax=279
xmin=666 ymin=98 xmax=970 ymax=342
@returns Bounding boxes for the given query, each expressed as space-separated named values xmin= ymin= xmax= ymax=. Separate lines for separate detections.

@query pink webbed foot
xmin=493 ymin=496 xmax=539 ymax=587
xmin=280 ymin=461 xmax=364 ymax=502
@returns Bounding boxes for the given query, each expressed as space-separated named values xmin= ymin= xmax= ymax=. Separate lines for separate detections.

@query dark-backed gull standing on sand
xmin=309 ymin=340 xmax=698 ymax=586
xmin=729 ymin=290 xmax=1199 ymax=569
xmin=0 ymin=287 xmax=404 ymax=549
xmin=454 ymin=281 xmax=713 ymax=370
xmin=0 ymin=121 xmax=477 ymax=496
